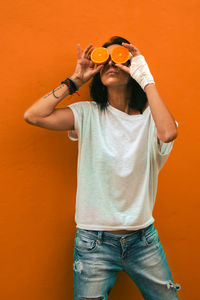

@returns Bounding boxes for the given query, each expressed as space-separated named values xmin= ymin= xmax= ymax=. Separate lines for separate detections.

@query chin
xmin=102 ymin=78 xmax=122 ymax=87
xmin=106 ymin=81 xmax=127 ymax=88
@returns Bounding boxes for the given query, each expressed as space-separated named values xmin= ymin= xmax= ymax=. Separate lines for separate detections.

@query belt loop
xmin=97 ymin=231 xmax=103 ymax=245
xmin=139 ymin=228 xmax=145 ymax=241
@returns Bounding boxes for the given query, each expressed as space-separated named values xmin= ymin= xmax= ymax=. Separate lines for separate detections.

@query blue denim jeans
xmin=73 ymin=223 xmax=181 ymax=300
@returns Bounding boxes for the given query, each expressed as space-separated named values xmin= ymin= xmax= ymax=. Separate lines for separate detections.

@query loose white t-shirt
xmin=67 ymin=100 xmax=178 ymax=231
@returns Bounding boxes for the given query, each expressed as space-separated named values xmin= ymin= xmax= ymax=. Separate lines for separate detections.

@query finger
xmin=86 ymin=47 xmax=94 ymax=59
xmin=91 ymin=64 xmax=104 ymax=75
xmin=83 ymin=43 xmax=93 ymax=58
xmin=122 ymin=42 xmax=138 ymax=50
xmin=89 ymin=60 xmax=95 ymax=68
xmin=115 ymin=64 xmax=130 ymax=74
xmin=122 ymin=43 xmax=140 ymax=55
xmin=77 ymin=44 xmax=81 ymax=59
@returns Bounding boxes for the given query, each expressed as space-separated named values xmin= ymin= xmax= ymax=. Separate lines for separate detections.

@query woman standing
xmin=24 ymin=36 xmax=181 ymax=300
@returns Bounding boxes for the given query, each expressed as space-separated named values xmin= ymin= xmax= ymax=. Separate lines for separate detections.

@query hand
xmin=71 ymin=44 xmax=104 ymax=88
xmin=115 ymin=42 xmax=141 ymax=74
xmin=115 ymin=42 xmax=155 ymax=90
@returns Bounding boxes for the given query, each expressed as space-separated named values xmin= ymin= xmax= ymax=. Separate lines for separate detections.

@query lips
xmin=106 ymin=69 xmax=118 ymax=75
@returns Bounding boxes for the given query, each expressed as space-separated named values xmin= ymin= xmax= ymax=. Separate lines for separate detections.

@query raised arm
xmin=24 ymin=43 xmax=103 ymax=131
xmin=24 ymin=83 xmax=78 ymax=130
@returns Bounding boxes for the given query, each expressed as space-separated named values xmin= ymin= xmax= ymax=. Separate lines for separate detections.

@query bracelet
xmin=69 ymin=77 xmax=79 ymax=90
xmin=61 ymin=77 xmax=79 ymax=95
xmin=52 ymin=88 xmax=60 ymax=99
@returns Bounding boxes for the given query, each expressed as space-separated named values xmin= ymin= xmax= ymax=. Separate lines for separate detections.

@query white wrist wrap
xmin=130 ymin=55 xmax=155 ymax=90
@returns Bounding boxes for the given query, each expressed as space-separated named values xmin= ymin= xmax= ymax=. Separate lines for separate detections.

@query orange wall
xmin=1 ymin=0 xmax=199 ymax=299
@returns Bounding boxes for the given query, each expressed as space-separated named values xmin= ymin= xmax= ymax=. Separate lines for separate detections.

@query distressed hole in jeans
xmin=73 ymin=260 xmax=83 ymax=274
xmin=167 ymin=280 xmax=181 ymax=291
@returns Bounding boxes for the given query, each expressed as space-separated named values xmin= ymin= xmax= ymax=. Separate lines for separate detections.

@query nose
xmin=107 ymin=56 xmax=115 ymax=66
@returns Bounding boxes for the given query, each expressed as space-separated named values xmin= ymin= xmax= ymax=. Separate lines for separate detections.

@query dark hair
xmin=89 ymin=36 xmax=148 ymax=113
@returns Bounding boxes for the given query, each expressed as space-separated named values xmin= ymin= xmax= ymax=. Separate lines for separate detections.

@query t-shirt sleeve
xmin=149 ymin=112 xmax=179 ymax=171
xmin=66 ymin=101 xmax=90 ymax=141
xmin=67 ymin=129 xmax=79 ymax=141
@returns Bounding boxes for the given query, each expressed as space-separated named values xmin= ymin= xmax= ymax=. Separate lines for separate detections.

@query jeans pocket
xmin=75 ymin=233 xmax=98 ymax=253
xmin=144 ymin=227 xmax=159 ymax=246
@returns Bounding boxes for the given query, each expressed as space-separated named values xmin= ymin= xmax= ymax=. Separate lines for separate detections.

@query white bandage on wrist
xmin=130 ymin=55 xmax=155 ymax=90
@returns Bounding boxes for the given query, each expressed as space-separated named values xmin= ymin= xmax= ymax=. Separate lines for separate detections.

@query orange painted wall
xmin=1 ymin=0 xmax=199 ymax=299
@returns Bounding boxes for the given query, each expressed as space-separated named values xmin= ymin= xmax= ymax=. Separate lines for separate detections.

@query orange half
xmin=91 ymin=47 xmax=109 ymax=64
xmin=111 ymin=46 xmax=130 ymax=64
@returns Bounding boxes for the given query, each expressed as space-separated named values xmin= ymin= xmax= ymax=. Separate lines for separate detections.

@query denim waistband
xmin=76 ymin=223 xmax=155 ymax=243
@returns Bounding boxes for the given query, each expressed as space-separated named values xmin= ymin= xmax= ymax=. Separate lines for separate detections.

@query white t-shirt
xmin=67 ymin=100 xmax=178 ymax=231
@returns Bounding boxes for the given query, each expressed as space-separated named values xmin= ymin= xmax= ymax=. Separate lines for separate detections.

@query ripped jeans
xmin=73 ymin=223 xmax=181 ymax=300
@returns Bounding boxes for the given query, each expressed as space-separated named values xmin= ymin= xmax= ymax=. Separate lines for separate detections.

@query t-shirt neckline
xmin=107 ymin=103 xmax=150 ymax=119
